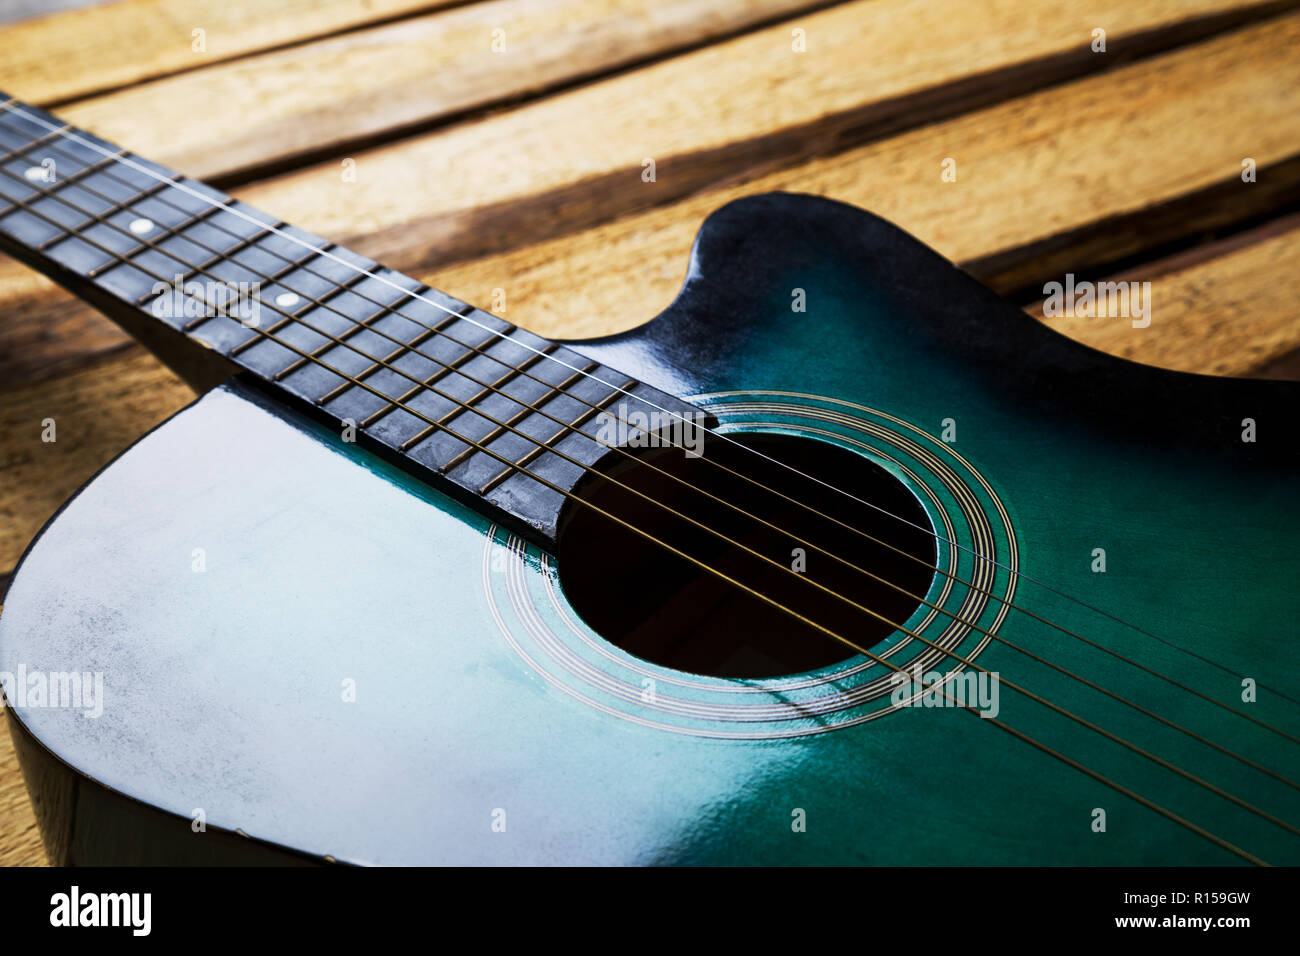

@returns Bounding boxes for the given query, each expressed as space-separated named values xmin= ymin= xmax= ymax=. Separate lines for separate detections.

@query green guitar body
xmin=2 ymin=194 xmax=1296 ymax=864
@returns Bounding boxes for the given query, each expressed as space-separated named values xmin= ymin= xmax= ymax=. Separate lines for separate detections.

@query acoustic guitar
xmin=0 ymin=93 xmax=1296 ymax=866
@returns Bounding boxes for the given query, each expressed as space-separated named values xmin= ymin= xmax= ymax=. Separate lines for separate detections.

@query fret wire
xmin=437 ymin=349 xmax=572 ymax=474
xmin=0 ymin=108 xmax=67 ymax=159
xmin=17 ymin=128 xmax=1279 ymax=754
xmin=0 ymin=98 xmax=1284 ymax=738
xmin=238 ymin=255 xmax=366 ymax=337
xmin=6 ymin=130 xmax=663 ymax=465
xmin=201 ymin=221 xmax=287 ymax=277
xmin=89 ymin=180 xmax=170 ymax=244
xmin=85 ymin=180 xmax=210 ymax=270
xmin=456 ymin=341 xmax=557 ymax=409
xmin=423 ymin=340 xmax=557 ymax=435
xmin=255 ymin=247 xmax=320 ymax=329
xmin=57 ymin=178 xmax=182 ymax=272
xmin=129 ymin=204 xmax=228 ymax=302
xmin=177 ymin=222 xmax=301 ymax=324
xmin=3 ymin=131 xmax=636 ymax=439
xmin=276 ymin=289 xmax=388 ymax=379
xmin=455 ymin=361 xmax=595 ymax=475
xmin=4 ymin=142 xmax=1296 ymax=757
xmin=0 ymin=121 xmax=71 ymax=168
xmin=0 ymin=138 xmax=128 ymax=209
xmin=483 ymin=371 xmax=634 ymax=496
xmin=0 ymin=163 xmax=598 ymax=497
xmin=0 ymin=113 xmax=1293 ymax=856
xmin=32 ymin=178 xmax=169 ymax=255
xmin=51 ymin=148 xmax=131 ymax=191
xmin=344 ymin=305 xmax=459 ymax=405
xmin=227 ymin=260 xmax=369 ymax=355
xmin=393 ymin=327 xmax=516 ymax=451
xmin=0 ymin=161 xmax=658 ymax=510
xmin=17 ymin=157 xmax=1289 ymax=816
xmin=319 ymin=307 xmax=465 ymax=407
xmin=276 ymin=278 xmax=425 ymax=381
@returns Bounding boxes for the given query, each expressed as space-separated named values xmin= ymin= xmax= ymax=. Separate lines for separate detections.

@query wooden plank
xmin=57 ymin=0 xmax=831 ymax=182
xmin=225 ymin=0 xmax=1296 ymax=270
xmin=0 ymin=272 xmax=131 ymax=385
xmin=0 ymin=0 xmax=831 ymax=384
xmin=0 ymin=730 xmax=42 ymax=866
xmin=4 ymin=0 xmax=1294 ymax=387
xmin=7 ymin=239 xmax=1289 ymax=873
xmin=8 ymin=217 xmax=1289 ymax=586
xmin=0 ymin=0 xmax=466 ymax=106
xmin=3 ymin=189 xmax=1298 ymax=586
xmin=415 ymin=13 xmax=1300 ymax=340
xmin=1 ymin=0 xmax=1296 ymax=872
xmin=1029 ymin=217 xmax=1300 ymax=377
xmin=4 ymin=9 xmax=1299 ymax=584
xmin=0 ymin=214 xmax=1293 ymax=865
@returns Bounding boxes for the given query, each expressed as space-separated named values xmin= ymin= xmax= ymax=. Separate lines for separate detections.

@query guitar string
xmin=6 ymin=149 xmax=1299 ymax=784
xmin=6 ymin=103 xmax=1290 ymax=706
xmin=6 ymin=125 xmax=1294 ymax=747
xmin=0 ymin=166 xmax=1294 ymax=859
xmin=2 ymin=99 xmax=1284 ymax=710
xmin=5 ymin=126 xmax=1294 ymax=756
xmin=10 ymin=119 xmax=1300 ymax=822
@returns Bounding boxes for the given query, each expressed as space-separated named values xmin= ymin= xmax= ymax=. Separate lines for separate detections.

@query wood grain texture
xmin=230 ymin=0 xmax=1298 ymax=270
xmin=3 ymin=9 xmax=1297 ymax=556
xmin=57 ymin=0 xmax=829 ymax=182
xmin=419 ymin=14 xmax=1300 ymax=339
xmin=4 ymin=9 xmax=1298 ymax=570
xmin=0 ymin=726 xmax=43 ymax=866
xmin=1 ymin=0 xmax=1297 ymax=868
xmin=1031 ymin=217 xmax=1300 ymax=377
xmin=0 ymin=0 xmax=466 ymax=105
xmin=5 ymin=0 xmax=1297 ymax=387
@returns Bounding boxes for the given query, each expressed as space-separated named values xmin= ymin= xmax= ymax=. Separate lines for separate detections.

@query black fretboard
xmin=0 ymin=94 xmax=705 ymax=547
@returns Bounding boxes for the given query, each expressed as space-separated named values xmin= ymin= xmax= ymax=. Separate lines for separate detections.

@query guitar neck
xmin=0 ymin=94 xmax=704 ymax=548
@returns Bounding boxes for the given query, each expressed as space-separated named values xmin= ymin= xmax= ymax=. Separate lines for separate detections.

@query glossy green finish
xmin=3 ymin=198 xmax=1297 ymax=865
xmin=545 ymin=282 xmax=1299 ymax=865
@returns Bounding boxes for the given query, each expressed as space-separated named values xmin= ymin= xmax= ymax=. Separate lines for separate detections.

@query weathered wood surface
xmin=0 ymin=0 xmax=467 ymax=105
xmin=1 ymin=0 xmax=1296 ymax=866
xmin=56 ymin=0 xmax=831 ymax=181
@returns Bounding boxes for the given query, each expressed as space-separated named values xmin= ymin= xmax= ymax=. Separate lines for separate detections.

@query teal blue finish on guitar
xmin=2 ymin=194 xmax=1297 ymax=865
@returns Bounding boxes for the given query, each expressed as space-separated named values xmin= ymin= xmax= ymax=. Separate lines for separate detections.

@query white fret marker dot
xmin=23 ymin=166 xmax=47 ymax=182
xmin=274 ymin=292 xmax=300 ymax=308
xmin=128 ymin=218 xmax=155 ymax=235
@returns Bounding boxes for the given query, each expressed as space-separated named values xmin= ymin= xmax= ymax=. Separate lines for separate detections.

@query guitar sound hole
xmin=556 ymin=431 xmax=937 ymax=679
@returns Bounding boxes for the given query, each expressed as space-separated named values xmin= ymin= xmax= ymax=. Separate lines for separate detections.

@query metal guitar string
xmin=1 ymin=101 xmax=1280 ymax=709
xmin=4 ymin=111 xmax=1298 ymax=815
xmin=0 ymin=155 xmax=1293 ymax=865
xmin=9 ymin=128 xmax=1294 ymax=764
